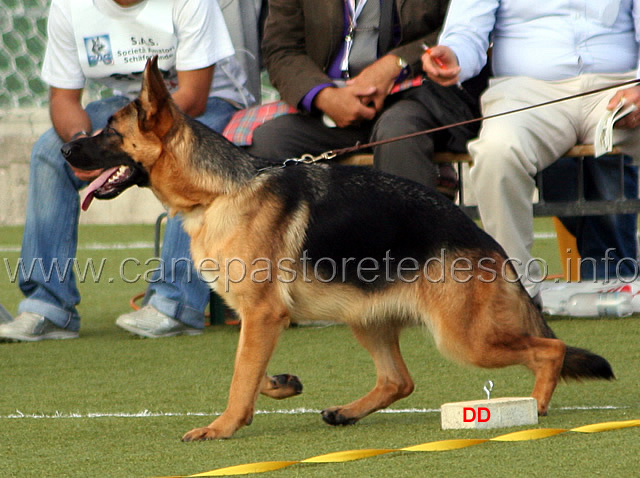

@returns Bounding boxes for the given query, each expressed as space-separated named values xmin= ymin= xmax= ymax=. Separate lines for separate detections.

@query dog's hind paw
xmin=321 ymin=408 xmax=359 ymax=426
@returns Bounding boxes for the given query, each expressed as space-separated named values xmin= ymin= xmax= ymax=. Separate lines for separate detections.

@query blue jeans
xmin=541 ymin=156 xmax=639 ymax=280
xmin=18 ymin=95 xmax=237 ymax=331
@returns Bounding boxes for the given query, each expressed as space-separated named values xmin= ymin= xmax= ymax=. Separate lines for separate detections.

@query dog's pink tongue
xmin=81 ymin=167 xmax=119 ymax=211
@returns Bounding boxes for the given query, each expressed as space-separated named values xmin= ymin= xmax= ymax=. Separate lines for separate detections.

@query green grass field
xmin=1 ymin=221 xmax=638 ymax=477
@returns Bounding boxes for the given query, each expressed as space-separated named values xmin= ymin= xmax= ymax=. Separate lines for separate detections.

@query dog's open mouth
xmin=82 ymin=165 xmax=134 ymax=211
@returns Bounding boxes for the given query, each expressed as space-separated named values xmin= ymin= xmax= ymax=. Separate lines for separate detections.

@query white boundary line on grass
xmin=0 ymin=405 xmax=628 ymax=420
xmin=0 ymin=232 xmax=577 ymax=253
xmin=0 ymin=242 xmax=156 ymax=253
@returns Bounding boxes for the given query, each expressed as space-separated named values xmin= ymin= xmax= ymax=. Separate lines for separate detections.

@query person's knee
xmin=31 ymin=128 xmax=84 ymax=192
xmin=248 ymin=119 xmax=295 ymax=159
xmin=468 ymin=135 xmax=535 ymax=187
xmin=248 ymin=115 xmax=309 ymax=159
xmin=249 ymin=124 xmax=279 ymax=158
xmin=30 ymin=129 xmax=73 ymax=180
xmin=32 ymin=129 xmax=64 ymax=164
xmin=371 ymin=109 xmax=417 ymax=141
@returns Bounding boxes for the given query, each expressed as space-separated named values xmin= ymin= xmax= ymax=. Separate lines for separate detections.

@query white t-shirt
xmin=41 ymin=0 xmax=253 ymax=105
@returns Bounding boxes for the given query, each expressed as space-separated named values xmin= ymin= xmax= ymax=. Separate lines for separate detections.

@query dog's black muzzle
xmin=61 ymin=137 xmax=90 ymax=170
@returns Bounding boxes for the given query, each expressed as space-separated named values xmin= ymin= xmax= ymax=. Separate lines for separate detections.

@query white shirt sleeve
xmin=41 ymin=0 xmax=86 ymax=89
xmin=173 ymin=0 xmax=236 ymax=72
xmin=440 ymin=0 xmax=640 ymax=81
xmin=438 ymin=0 xmax=498 ymax=83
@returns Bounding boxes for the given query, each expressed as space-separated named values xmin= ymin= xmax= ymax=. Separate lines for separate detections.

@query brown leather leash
xmin=283 ymin=77 xmax=640 ymax=167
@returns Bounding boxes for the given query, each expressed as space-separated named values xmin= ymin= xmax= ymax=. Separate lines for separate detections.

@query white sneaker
xmin=115 ymin=305 xmax=202 ymax=338
xmin=0 ymin=312 xmax=79 ymax=342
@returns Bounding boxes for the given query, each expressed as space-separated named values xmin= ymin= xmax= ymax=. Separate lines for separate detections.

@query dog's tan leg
xmin=522 ymin=337 xmax=566 ymax=415
xmin=260 ymin=373 xmax=303 ymax=399
xmin=182 ymin=302 xmax=289 ymax=441
xmin=465 ymin=334 xmax=566 ymax=416
xmin=322 ymin=324 xmax=414 ymax=426
xmin=432 ymin=278 xmax=566 ymax=416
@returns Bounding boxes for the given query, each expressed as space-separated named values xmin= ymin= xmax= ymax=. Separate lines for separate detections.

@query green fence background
xmin=1 ymin=0 xmax=278 ymax=111
xmin=1 ymin=0 xmax=49 ymax=108
xmin=1 ymin=0 xmax=111 ymax=109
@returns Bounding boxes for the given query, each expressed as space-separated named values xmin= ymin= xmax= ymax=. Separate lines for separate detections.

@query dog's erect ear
xmin=138 ymin=55 xmax=173 ymax=135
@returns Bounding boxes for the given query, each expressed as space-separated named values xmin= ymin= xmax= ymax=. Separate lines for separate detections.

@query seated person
xmin=0 ymin=0 xmax=257 ymax=342
xmin=243 ymin=0 xmax=487 ymax=196
xmin=424 ymin=0 xmax=640 ymax=298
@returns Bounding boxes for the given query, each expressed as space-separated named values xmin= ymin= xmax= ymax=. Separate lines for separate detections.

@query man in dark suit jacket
xmin=247 ymin=0 xmax=485 ymax=192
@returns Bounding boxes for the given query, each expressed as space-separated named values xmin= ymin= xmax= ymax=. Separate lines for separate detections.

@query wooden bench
xmin=340 ymin=145 xmax=639 ymax=219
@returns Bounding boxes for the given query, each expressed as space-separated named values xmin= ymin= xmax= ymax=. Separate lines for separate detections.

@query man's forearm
xmin=49 ymin=90 xmax=92 ymax=142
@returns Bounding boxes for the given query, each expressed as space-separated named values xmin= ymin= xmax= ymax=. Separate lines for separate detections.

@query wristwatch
xmin=71 ymin=130 xmax=90 ymax=141
xmin=395 ymin=56 xmax=410 ymax=82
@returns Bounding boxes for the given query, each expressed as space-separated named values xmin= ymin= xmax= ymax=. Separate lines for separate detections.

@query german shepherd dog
xmin=62 ymin=57 xmax=613 ymax=441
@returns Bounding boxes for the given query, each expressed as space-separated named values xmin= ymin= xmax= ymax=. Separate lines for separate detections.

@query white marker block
xmin=440 ymin=397 xmax=538 ymax=430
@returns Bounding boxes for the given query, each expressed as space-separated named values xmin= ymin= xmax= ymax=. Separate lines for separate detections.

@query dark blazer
xmin=262 ymin=0 xmax=450 ymax=107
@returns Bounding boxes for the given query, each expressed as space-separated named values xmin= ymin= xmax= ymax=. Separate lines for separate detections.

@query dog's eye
xmin=104 ymin=127 xmax=123 ymax=139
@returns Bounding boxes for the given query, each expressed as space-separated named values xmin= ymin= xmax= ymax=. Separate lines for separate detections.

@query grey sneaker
xmin=0 ymin=312 xmax=79 ymax=342
xmin=0 ymin=303 xmax=12 ymax=324
xmin=115 ymin=305 xmax=202 ymax=338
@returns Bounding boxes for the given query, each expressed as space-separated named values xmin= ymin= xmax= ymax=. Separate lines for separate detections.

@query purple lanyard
xmin=340 ymin=0 xmax=370 ymax=78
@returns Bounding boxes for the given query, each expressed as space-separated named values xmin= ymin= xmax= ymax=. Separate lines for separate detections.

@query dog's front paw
xmin=321 ymin=408 xmax=359 ymax=426
xmin=181 ymin=426 xmax=230 ymax=442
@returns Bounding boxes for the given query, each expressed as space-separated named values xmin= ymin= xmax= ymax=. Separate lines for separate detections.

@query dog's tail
xmin=560 ymin=345 xmax=615 ymax=381
xmin=535 ymin=307 xmax=615 ymax=381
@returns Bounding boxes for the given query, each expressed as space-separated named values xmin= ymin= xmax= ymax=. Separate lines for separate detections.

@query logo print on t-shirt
xmin=84 ymin=35 xmax=114 ymax=67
